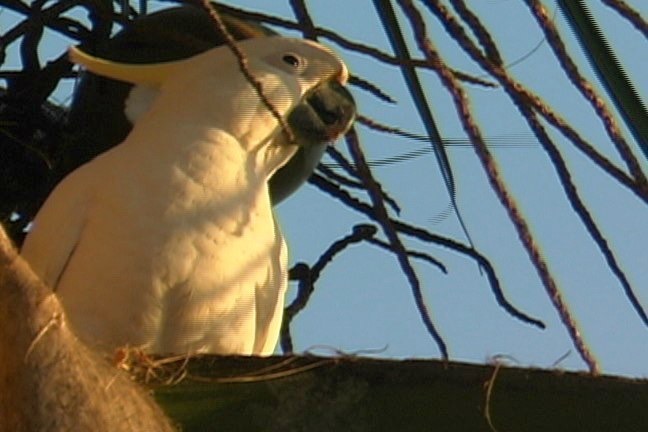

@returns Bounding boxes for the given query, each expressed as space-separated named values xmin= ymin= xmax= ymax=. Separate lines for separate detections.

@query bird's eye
xmin=282 ymin=54 xmax=302 ymax=68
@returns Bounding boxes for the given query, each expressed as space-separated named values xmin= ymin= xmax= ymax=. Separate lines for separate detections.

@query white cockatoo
xmin=21 ymin=36 xmax=350 ymax=356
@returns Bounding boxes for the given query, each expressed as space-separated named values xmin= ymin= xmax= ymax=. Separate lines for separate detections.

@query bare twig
xmin=449 ymin=0 xmax=503 ymax=66
xmin=373 ymin=0 xmax=479 ymax=259
xmin=528 ymin=1 xmax=648 ymax=189
xmin=197 ymin=0 xmax=296 ymax=144
xmin=421 ymin=0 xmax=600 ymax=372
xmin=212 ymin=2 xmax=497 ymax=87
xmin=601 ymin=0 xmax=648 ymax=40
xmin=318 ymin=161 xmax=402 ymax=214
xmin=437 ymin=0 xmax=648 ymax=326
xmin=309 ymin=174 xmax=545 ymax=330
xmin=345 ymin=127 xmax=449 ymax=360
xmin=280 ymin=224 xmax=378 ymax=353
xmin=288 ymin=0 xmax=317 ymax=40
xmin=365 ymin=237 xmax=447 ymax=273
xmin=349 ymin=75 xmax=397 ymax=104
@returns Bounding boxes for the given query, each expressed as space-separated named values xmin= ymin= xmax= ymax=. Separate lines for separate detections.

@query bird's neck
xmin=114 ymin=74 xmax=299 ymax=209
xmin=117 ymin=120 xmax=296 ymax=213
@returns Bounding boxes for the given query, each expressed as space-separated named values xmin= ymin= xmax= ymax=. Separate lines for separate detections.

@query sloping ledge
xmin=150 ymin=355 xmax=648 ymax=431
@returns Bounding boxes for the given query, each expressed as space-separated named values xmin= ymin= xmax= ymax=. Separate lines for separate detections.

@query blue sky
xmin=257 ymin=0 xmax=648 ymax=377
xmin=4 ymin=0 xmax=646 ymax=377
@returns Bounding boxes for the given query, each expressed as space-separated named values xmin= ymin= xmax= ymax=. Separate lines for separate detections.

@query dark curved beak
xmin=289 ymin=80 xmax=356 ymax=144
xmin=269 ymin=81 xmax=356 ymax=204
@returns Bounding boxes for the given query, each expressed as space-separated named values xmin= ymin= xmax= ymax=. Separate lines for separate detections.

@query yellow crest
xmin=68 ymin=46 xmax=186 ymax=86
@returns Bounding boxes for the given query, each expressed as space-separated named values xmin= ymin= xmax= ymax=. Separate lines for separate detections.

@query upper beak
xmin=306 ymin=81 xmax=356 ymax=141
xmin=288 ymin=80 xmax=356 ymax=144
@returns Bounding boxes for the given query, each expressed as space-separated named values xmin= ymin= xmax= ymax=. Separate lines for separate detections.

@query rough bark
xmin=152 ymin=355 xmax=648 ymax=431
xmin=0 ymin=226 xmax=175 ymax=432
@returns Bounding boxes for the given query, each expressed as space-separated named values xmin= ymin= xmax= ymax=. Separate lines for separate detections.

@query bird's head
xmin=66 ymin=7 xmax=356 ymax=203
xmin=68 ymin=37 xmax=350 ymax=149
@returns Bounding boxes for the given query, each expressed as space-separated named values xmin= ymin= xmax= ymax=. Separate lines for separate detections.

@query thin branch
xmin=325 ymin=146 xmax=361 ymax=179
xmin=529 ymin=1 xmax=648 ymax=189
xmin=280 ymin=224 xmax=378 ymax=353
xmin=349 ymin=75 xmax=397 ymax=104
xmin=316 ymin=164 xmax=365 ymax=189
xmin=345 ymin=127 xmax=449 ymax=360
xmin=309 ymin=174 xmax=545 ymax=330
xmin=431 ymin=1 xmax=648 ymax=204
xmin=317 ymin=164 xmax=402 ymax=215
xmin=557 ymin=0 xmax=648 ymax=163
xmin=432 ymin=0 xmax=648 ymax=330
xmin=527 ymin=90 xmax=648 ymax=204
xmin=280 ymin=263 xmax=311 ymax=354
xmin=354 ymin=115 xmax=538 ymax=151
xmin=373 ymin=0 xmax=478 ymax=258
xmin=209 ymin=1 xmax=497 ymax=88
xmin=288 ymin=0 xmax=317 ymax=40
xmin=196 ymin=0 xmax=296 ymax=144
xmin=409 ymin=0 xmax=598 ymax=372
xmin=448 ymin=0 xmax=503 ymax=66
xmin=601 ymin=0 xmax=648 ymax=39
xmin=366 ymin=237 xmax=447 ymax=274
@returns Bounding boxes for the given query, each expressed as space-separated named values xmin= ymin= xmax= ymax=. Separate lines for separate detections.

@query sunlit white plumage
xmin=21 ymin=36 xmax=348 ymax=355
